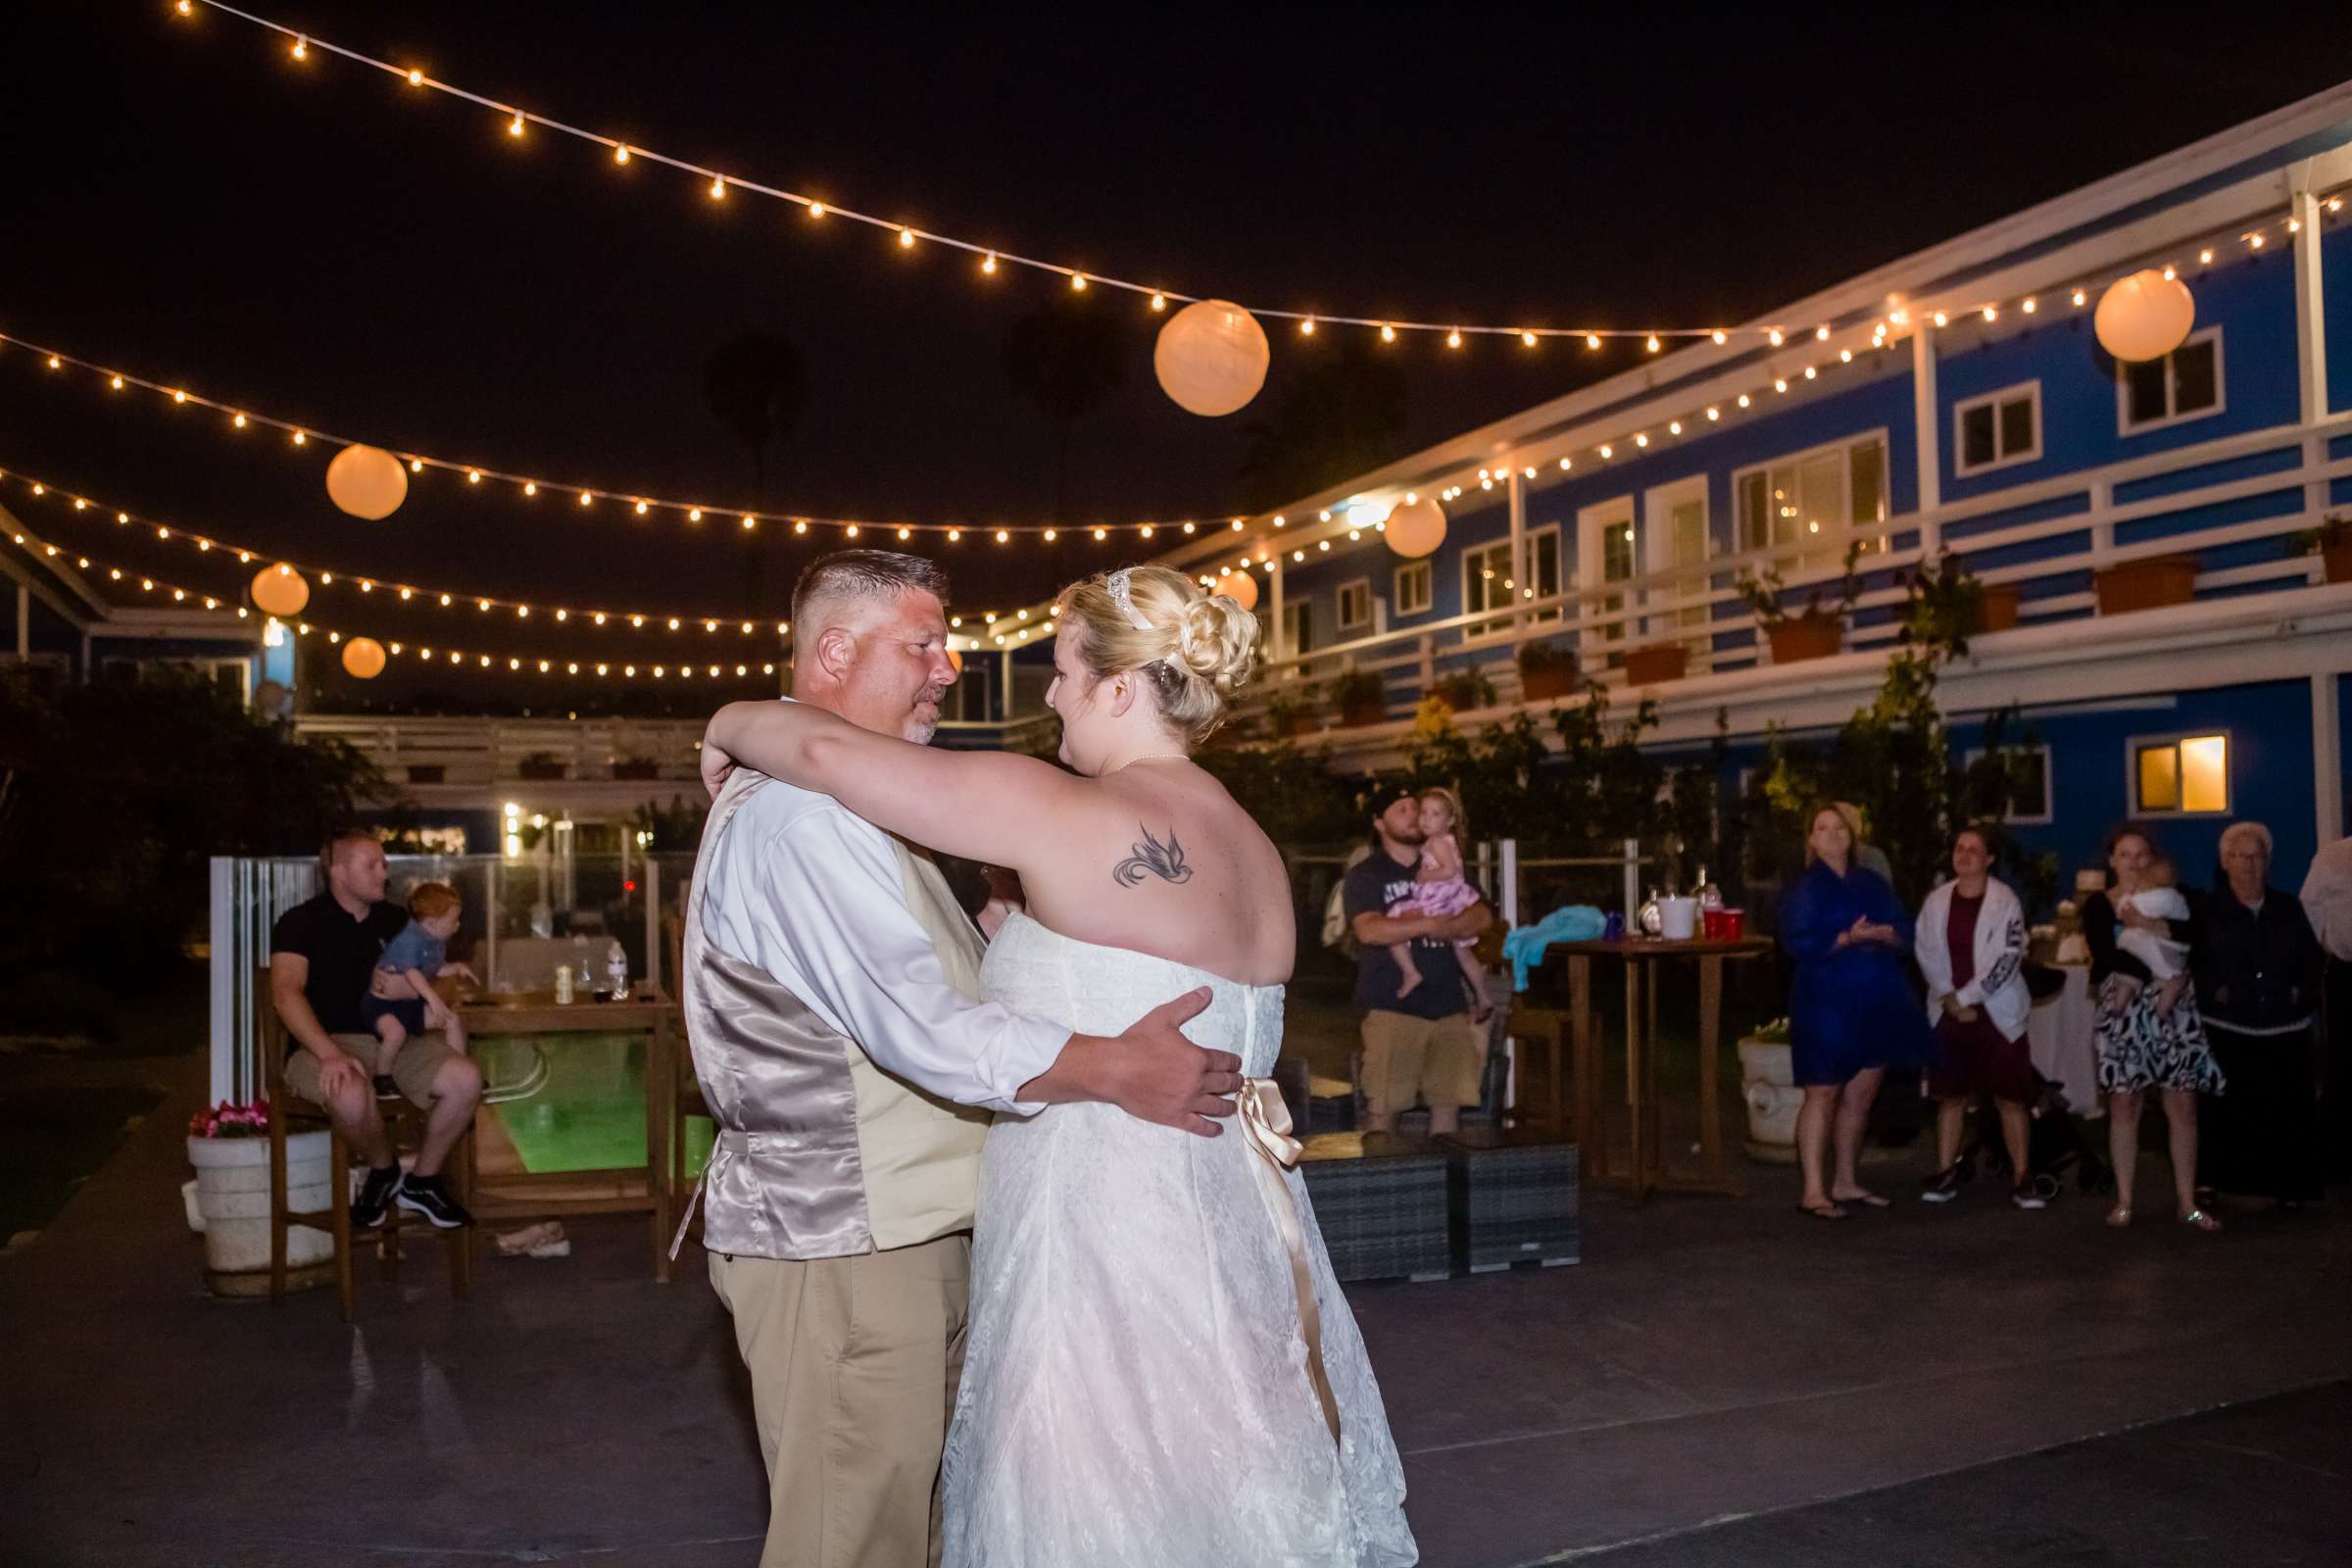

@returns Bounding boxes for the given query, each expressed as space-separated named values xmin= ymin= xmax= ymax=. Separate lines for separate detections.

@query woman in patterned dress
xmin=2082 ymin=824 xmax=2226 ymax=1231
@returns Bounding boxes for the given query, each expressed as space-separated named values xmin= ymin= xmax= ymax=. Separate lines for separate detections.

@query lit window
xmin=1734 ymin=433 xmax=1887 ymax=568
xmin=1336 ymin=579 xmax=1372 ymax=632
xmin=2132 ymin=732 xmax=2229 ymax=814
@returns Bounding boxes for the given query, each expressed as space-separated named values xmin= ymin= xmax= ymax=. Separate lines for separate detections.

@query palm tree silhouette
xmin=1002 ymin=300 xmax=1131 ymax=523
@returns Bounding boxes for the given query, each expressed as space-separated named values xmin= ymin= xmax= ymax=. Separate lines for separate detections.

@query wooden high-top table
xmin=456 ymin=987 xmax=684 ymax=1280
xmin=1543 ymin=937 xmax=1773 ymax=1201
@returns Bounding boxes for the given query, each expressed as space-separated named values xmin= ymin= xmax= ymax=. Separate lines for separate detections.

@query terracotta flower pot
xmin=1520 ymin=662 xmax=1581 ymax=701
xmin=1766 ymin=616 xmax=1843 ymax=663
xmin=1975 ymin=583 xmax=2022 ymax=632
xmin=2093 ymin=554 xmax=2197 ymax=615
xmin=2323 ymin=540 xmax=2352 ymax=585
xmin=1624 ymin=643 xmax=1688 ymax=686
xmin=1280 ymin=712 xmax=1320 ymax=739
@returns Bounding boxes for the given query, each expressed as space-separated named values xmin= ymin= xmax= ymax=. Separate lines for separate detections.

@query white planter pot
xmin=186 ymin=1132 xmax=335 ymax=1287
xmin=1737 ymin=1038 xmax=1799 ymax=1163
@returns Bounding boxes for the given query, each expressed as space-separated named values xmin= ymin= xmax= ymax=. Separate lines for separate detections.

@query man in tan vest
xmin=684 ymin=550 xmax=1242 ymax=1568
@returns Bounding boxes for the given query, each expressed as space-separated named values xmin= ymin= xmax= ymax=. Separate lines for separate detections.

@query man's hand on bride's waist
xmin=1021 ymin=987 xmax=1241 ymax=1138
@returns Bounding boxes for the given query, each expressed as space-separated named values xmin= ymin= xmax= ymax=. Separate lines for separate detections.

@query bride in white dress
xmin=700 ymin=564 xmax=1416 ymax=1566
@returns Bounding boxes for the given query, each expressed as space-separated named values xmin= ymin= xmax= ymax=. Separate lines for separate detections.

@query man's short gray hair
xmin=2219 ymin=820 xmax=2273 ymax=861
xmin=789 ymin=549 xmax=951 ymax=636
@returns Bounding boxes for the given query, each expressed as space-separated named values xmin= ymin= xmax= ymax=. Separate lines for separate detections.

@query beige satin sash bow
xmin=1237 ymin=1077 xmax=1342 ymax=1446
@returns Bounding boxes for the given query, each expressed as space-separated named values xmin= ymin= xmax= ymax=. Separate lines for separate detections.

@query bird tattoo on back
xmin=1112 ymin=824 xmax=1195 ymax=889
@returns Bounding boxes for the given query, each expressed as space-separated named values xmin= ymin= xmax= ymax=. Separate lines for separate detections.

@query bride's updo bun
xmin=1057 ymin=564 xmax=1260 ymax=743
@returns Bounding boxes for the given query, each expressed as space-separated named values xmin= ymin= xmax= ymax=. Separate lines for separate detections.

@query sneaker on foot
xmin=1920 ymin=1162 xmax=1965 ymax=1204
xmin=2010 ymin=1184 xmax=2048 ymax=1210
xmin=396 ymin=1175 xmax=475 ymax=1230
xmin=352 ymin=1165 xmax=402 ymax=1230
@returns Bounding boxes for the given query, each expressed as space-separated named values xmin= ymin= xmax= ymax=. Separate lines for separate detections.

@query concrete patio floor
xmin=4 ymin=1038 xmax=2347 ymax=1568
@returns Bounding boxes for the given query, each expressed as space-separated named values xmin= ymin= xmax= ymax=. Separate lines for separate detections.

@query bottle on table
xmin=605 ymin=939 xmax=630 ymax=1002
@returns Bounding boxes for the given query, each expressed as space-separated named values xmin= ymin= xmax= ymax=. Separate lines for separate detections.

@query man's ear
xmin=814 ymin=625 xmax=858 ymax=684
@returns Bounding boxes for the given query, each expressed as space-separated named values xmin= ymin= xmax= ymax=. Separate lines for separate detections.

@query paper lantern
xmin=250 ymin=564 xmax=310 ymax=617
xmin=324 ymin=443 xmax=409 ymax=519
xmin=1154 ymin=300 xmax=1270 ymax=417
xmin=1210 ymin=569 xmax=1259 ymax=612
xmin=341 ymin=636 xmax=387 ymax=679
xmin=1383 ymin=498 xmax=1446 ymax=559
xmin=2093 ymin=270 xmax=2195 ymax=364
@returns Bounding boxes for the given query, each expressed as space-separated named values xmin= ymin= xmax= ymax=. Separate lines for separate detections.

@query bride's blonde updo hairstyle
xmin=1056 ymin=565 xmax=1260 ymax=743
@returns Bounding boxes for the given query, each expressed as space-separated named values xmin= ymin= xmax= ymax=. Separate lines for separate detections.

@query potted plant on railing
xmin=1903 ymin=550 xmax=2017 ymax=655
xmin=2092 ymin=552 xmax=2198 ymax=615
xmin=2291 ymin=513 xmax=2352 ymax=585
xmin=1332 ymin=668 xmax=1389 ymax=727
xmin=1265 ymin=685 xmax=1322 ymax=740
xmin=1430 ymin=668 xmax=1497 ymax=714
xmin=1624 ymin=642 xmax=1690 ymax=686
xmin=612 ymin=754 xmax=662 ymax=780
xmin=1736 ymin=541 xmax=1863 ymax=664
xmin=517 ymin=750 xmax=568 ymax=780
xmin=1516 ymin=639 xmax=1581 ymax=701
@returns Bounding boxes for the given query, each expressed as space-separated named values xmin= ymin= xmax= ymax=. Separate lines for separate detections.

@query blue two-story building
xmin=981 ymin=80 xmax=2352 ymax=896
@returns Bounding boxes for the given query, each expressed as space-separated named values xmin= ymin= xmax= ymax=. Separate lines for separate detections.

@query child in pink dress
xmin=1390 ymin=787 xmax=1494 ymax=1020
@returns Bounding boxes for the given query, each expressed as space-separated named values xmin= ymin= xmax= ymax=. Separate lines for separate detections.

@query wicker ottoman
xmin=1439 ymin=1128 xmax=1580 ymax=1272
xmin=1297 ymin=1131 xmax=1451 ymax=1283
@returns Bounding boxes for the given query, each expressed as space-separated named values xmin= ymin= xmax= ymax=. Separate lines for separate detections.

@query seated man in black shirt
xmin=1343 ymin=791 xmax=1494 ymax=1135
xmin=270 ymin=828 xmax=481 ymax=1228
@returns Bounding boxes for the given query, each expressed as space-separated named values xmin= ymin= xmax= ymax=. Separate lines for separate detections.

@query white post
xmin=1268 ymin=559 xmax=1288 ymax=663
xmin=1911 ymin=320 xmax=1941 ymax=554
xmin=644 ymin=857 xmax=663 ymax=999
xmin=1621 ymin=837 xmax=1642 ymax=924
xmin=999 ymin=647 xmax=1014 ymax=719
xmin=209 ymin=858 xmax=237 ymax=1105
xmin=1498 ymin=838 xmax=1519 ymax=928
xmin=13 ymin=585 xmax=26 ymax=657
xmin=1506 ymin=471 xmax=1529 ymax=637
xmin=2317 ymin=673 xmax=2345 ymax=850
xmin=2290 ymin=185 xmax=2328 ymax=426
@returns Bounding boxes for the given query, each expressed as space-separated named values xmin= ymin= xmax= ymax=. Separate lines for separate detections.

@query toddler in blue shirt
xmin=360 ymin=882 xmax=470 ymax=1057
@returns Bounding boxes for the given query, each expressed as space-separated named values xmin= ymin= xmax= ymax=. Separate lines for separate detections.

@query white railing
xmin=1241 ymin=410 xmax=2352 ymax=738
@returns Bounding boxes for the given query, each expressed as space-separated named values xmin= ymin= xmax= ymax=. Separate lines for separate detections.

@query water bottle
xmin=606 ymin=940 xmax=630 ymax=1002
xmin=554 ymin=961 xmax=573 ymax=1005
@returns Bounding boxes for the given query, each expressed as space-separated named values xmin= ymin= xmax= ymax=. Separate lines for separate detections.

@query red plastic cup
xmin=1701 ymin=908 xmax=1726 ymax=941
xmin=1720 ymin=908 xmax=1745 ymax=942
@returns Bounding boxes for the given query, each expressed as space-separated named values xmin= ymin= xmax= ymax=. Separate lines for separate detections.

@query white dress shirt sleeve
xmin=745 ymin=802 xmax=1066 ymax=1115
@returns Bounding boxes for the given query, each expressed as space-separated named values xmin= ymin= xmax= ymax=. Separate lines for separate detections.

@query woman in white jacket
xmin=1914 ymin=825 xmax=2041 ymax=1209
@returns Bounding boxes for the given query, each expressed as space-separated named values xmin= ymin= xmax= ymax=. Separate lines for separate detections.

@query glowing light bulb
xmin=1645 ymin=334 xmax=1661 ymax=353
xmin=291 ymin=36 xmax=306 ymax=60
xmin=613 ymin=143 xmax=630 ymax=164
xmin=979 ymin=252 xmax=998 ymax=275
xmin=409 ymin=458 xmax=422 ymax=472
xmin=1737 ymin=394 xmax=1750 ymax=408
xmin=1598 ymin=444 xmax=1612 ymax=459
xmin=1933 ymin=312 xmax=1948 ymax=327
xmin=409 ymin=69 xmax=424 ymax=86
xmin=291 ymin=430 xmax=306 ymax=445
xmin=577 ymin=490 xmax=592 ymax=506
xmin=1521 ymin=330 xmax=1538 ymax=347
xmin=710 ymin=175 xmax=726 ymax=199
xmin=1712 ymin=329 xmax=1728 ymax=344
xmin=509 ymin=112 xmax=525 ymax=136
xmin=1668 ymin=420 xmax=1682 ymax=435
xmin=1446 ymin=328 xmax=1462 ymax=348
xmin=899 ymin=226 xmax=916 ymax=248
xmin=1094 ymin=527 xmax=1107 ymax=540
xmin=110 ymin=375 xmax=123 ymax=389
xmin=523 ymin=482 xmax=537 ymax=496
xmin=1768 ymin=329 xmax=1785 ymax=346
xmin=2072 ymin=289 xmax=2086 ymax=306
xmin=172 ymin=389 xmax=186 ymax=404
xmin=1069 ymin=272 xmax=1087 ymax=291
xmin=1300 ymin=318 xmax=1316 ymax=336
xmin=1380 ymin=323 xmax=1396 ymax=343
xmin=635 ymin=500 xmax=649 ymax=514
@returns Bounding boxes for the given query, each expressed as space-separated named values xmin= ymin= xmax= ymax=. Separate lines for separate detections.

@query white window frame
xmin=1394 ymin=560 xmax=1432 ymax=616
xmin=1335 ymin=577 xmax=1372 ymax=633
xmin=1952 ymin=379 xmax=2043 ymax=476
xmin=2116 ymin=326 xmax=2225 ymax=436
xmin=1642 ymin=476 xmax=1712 ymax=644
xmin=2124 ymin=729 xmax=2232 ymax=818
xmin=1460 ymin=524 xmax=1561 ymax=644
xmin=1731 ymin=428 xmax=1892 ymax=561
xmin=1963 ymin=743 xmax=2054 ymax=825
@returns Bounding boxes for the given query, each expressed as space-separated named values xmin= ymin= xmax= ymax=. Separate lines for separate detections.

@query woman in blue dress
xmin=1779 ymin=803 xmax=1937 ymax=1218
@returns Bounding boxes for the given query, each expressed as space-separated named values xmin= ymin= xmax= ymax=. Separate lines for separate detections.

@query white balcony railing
xmin=1239 ymin=409 xmax=2352 ymax=741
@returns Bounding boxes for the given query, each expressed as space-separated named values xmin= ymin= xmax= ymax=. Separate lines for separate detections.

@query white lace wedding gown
xmin=942 ymin=913 xmax=1418 ymax=1567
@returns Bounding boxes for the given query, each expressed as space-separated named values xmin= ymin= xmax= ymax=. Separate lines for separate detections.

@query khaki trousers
xmin=709 ymin=1234 xmax=971 ymax=1568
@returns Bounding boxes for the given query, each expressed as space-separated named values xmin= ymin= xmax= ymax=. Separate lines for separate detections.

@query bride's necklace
xmin=1102 ymin=753 xmax=1191 ymax=776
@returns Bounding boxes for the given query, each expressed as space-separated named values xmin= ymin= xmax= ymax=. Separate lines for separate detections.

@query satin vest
xmin=680 ymin=769 xmax=991 ymax=1260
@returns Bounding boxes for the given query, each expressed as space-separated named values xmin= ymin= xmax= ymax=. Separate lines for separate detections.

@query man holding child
xmin=269 ymin=827 xmax=480 ymax=1230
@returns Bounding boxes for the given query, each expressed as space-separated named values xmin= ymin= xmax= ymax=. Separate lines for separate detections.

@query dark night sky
xmin=4 ymin=3 xmax=2350 ymax=704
